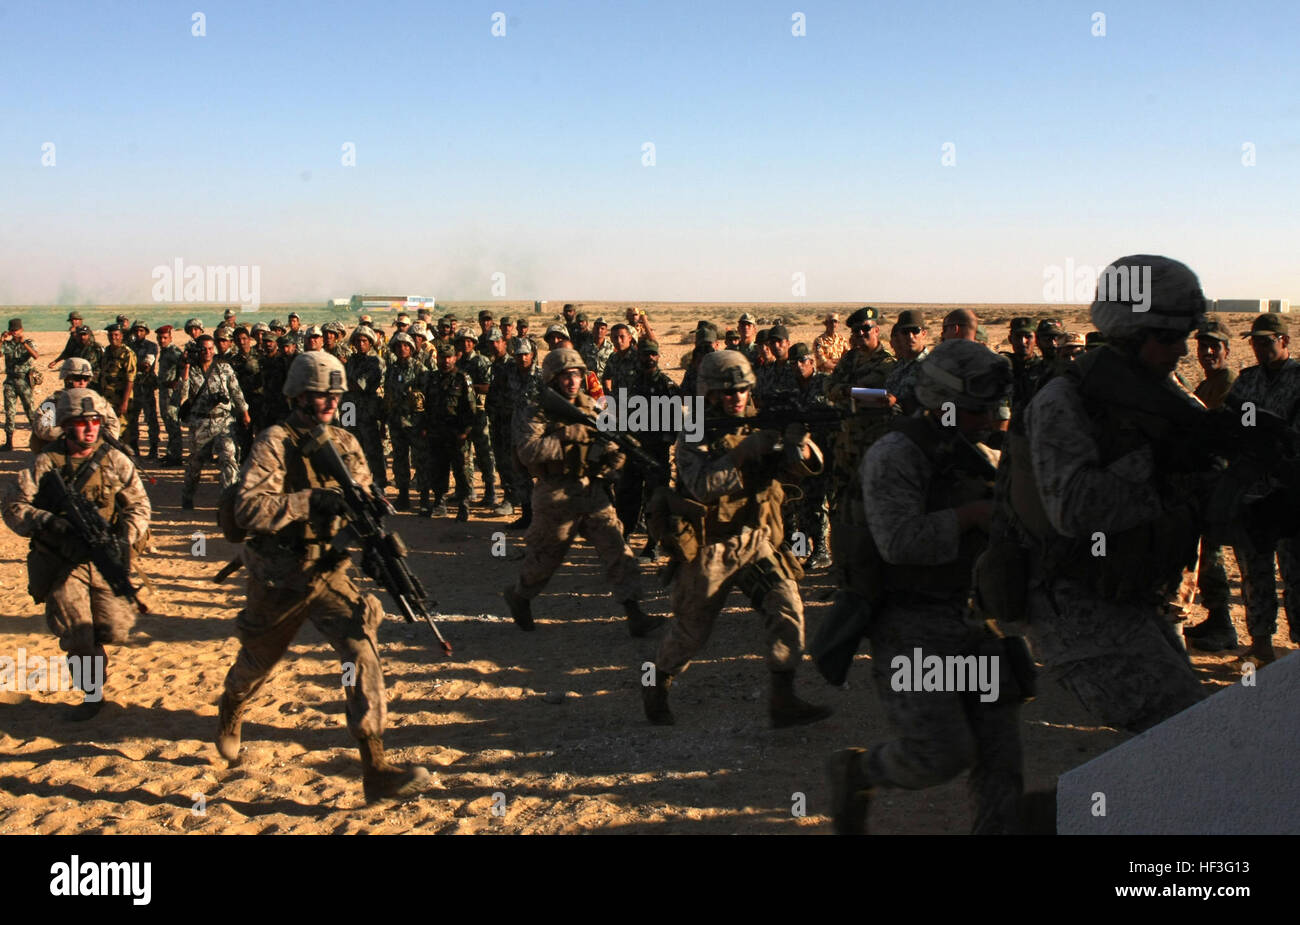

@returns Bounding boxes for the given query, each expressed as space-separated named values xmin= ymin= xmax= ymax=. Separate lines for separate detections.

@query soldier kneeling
xmin=215 ymin=352 xmax=430 ymax=803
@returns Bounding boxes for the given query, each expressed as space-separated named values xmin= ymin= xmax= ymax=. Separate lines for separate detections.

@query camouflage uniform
xmin=226 ymin=346 xmax=261 ymax=461
xmin=813 ymin=331 xmax=850 ymax=373
xmin=456 ymin=348 xmax=497 ymax=502
xmin=97 ymin=343 xmax=137 ymax=419
xmin=425 ymin=360 xmax=475 ymax=509
xmin=257 ymin=351 xmax=291 ymax=429
xmin=2 ymin=333 xmax=38 ymax=439
xmin=825 ymin=343 xmax=898 ymax=594
xmin=344 ymin=350 xmax=386 ymax=489
xmin=613 ymin=359 xmax=679 ymax=545
xmin=603 ymin=347 xmax=640 ymax=395
xmin=1226 ymin=358 xmax=1300 ymax=645
xmin=3 ymin=426 xmax=150 ymax=704
xmin=180 ymin=360 xmax=248 ymax=503
xmin=753 ymin=359 xmax=800 ymax=408
xmin=486 ymin=353 xmax=517 ymax=505
xmin=884 ymin=345 xmax=931 ymax=416
xmin=509 ymin=390 xmax=640 ymax=604
xmin=124 ymin=336 xmax=160 ymax=455
xmin=1189 ymin=365 xmax=1238 ymax=621
xmin=383 ymin=355 xmax=431 ymax=502
xmin=580 ymin=338 xmax=615 ymax=380
xmin=1015 ymin=358 xmax=1207 ymax=732
xmin=791 ymin=370 xmax=833 ymax=561
xmin=157 ymin=342 xmax=186 ymax=461
xmin=221 ymin=421 xmax=389 ymax=747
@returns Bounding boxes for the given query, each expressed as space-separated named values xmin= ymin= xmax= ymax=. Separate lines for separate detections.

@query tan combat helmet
xmin=914 ymin=340 xmax=1012 ymax=413
xmin=541 ymin=347 xmax=586 ymax=383
xmin=283 ymin=352 xmax=346 ymax=398
xmin=59 ymin=357 xmax=94 ymax=381
xmin=1090 ymin=255 xmax=1206 ymax=340
xmin=56 ymin=388 xmax=109 ymax=426
xmin=696 ymin=349 xmax=756 ymax=395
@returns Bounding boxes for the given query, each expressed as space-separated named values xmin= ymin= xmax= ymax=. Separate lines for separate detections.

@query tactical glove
xmin=309 ymin=489 xmax=350 ymax=521
xmin=47 ymin=517 xmax=91 ymax=561
xmin=730 ymin=429 xmax=780 ymax=466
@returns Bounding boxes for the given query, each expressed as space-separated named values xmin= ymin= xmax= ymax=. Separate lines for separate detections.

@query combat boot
xmin=623 ymin=599 xmax=665 ymax=637
xmin=358 ymin=735 xmax=432 ymax=803
xmin=503 ymin=584 xmax=534 ymax=631
xmin=826 ymin=748 xmax=872 ymax=835
xmin=1 ymin=433 xmax=12 ymax=452
xmin=808 ymin=518 xmax=833 ymax=569
xmin=493 ymin=500 xmax=514 ymax=517
xmin=456 ymin=501 xmax=470 ymax=522
xmin=509 ymin=503 xmax=532 ymax=531
xmin=1245 ymin=639 xmax=1276 ymax=664
xmin=769 ymin=670 xmax=832 ymax=728
xmin=393 ymin=488 xmax=411 ymax=512
xmin=419 ymin=490 xmax=433 ymax=517
xmin=429 ymin=497 xmax=449 ymax=517
xmin=642 ymin=670 xmax=674 ymax=725
xmin=483 ymin=488 xmax=499 ymax=508
xmin=1185 ymin=606 xmax=1237 ymax=651
xmin=215 ymin=692 xmax=243 ymax=762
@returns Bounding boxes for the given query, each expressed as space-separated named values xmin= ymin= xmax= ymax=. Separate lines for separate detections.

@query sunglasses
xmin=898 ymin=326 xmax=922 ymax=336
xmin=73 ymin=415 xmax=103 ymax=425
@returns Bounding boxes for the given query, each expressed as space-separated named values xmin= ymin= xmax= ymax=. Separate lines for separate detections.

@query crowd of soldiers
xmin=4 ymin=264 xmax=1299 ymax=827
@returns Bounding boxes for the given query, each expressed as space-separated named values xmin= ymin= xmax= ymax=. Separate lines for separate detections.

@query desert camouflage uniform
xmin=222 ymin=422 xmax=388 ymax=740
xmin=1226 ymin=359 xmax=1300 ymax=645
xmin=825 ymin=344 xmax=897 ymax=594
xmin=654 ymin=413 xmax=822 ymax=677
xmin=486 ymin=354 xmax=516 ymax=504
xmin=859 ymin=422 xmax=1022 ymax=833
xmin=505 ymin=361 xmax=543 ymax=504
xmin=1017 ymin=370 xmax=1207 ymax=732
xmin=2 ymin=335 xmax=38 ymax=437
xmin=511 ymin=391 xmax=640 ymax=603
xmin=180 ymin=360 xmax=248 ymax=501
xmin=457 ymin=350 xmax=497 ymax=500
xmin=226 ymin=347 xmax=261 ymax=460
xmin=98 ymin=343 xmax=136 ymax=420
xmin=884 ymin=346 xmax=930 ymax=416
xmin=1188 ymin=366 xmax=1239 ymax=617
xmin=3 ymin=437 xmax=150 ymax=685
xmin=383 ymin=356 xmax=431 ymax=497
xmin=344 ymin=351 xmax=386 ymax=489
xmin=813 ymin=331 xmax=850 ymax=373
xmin=124 ymin=337 xmax=160 ymax=454
xmin=580 ymin=338 xmax=615 ymax=380
xmin=32 ymin=393 xmax=121 ymax=452
xmin=157 ymin=343 xmax=186 ymax=459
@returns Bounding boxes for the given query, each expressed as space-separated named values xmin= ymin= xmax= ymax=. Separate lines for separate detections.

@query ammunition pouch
xmin=734 ymin=556 xmax=783 ymax=610
xmin=646 ymin=485 xmax=706 ymax=564
xmin=27 ymin=539 xmax=72 ymax=604
xmin=973 ymin=535 xmax=1030 ymax=623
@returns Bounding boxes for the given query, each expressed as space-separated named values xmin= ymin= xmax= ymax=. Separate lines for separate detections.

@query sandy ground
xmin=0 ymin=308 xmax=1291 ymax=835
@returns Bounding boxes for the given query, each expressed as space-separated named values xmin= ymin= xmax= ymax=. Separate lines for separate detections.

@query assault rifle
xmin=706 ymin=386 xmax=889 ymax=437
xmin=33 ymin=468 xmax=148 ymax=613
xmin=540 ymin=387 xmax=669 ymax=481
xmin=301 ymin=425 xmax=453 ymax=656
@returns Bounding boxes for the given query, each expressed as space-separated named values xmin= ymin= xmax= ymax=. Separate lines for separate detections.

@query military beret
xmin=790 ymin=342 xmax=813 ymax=361
xmin=846 ymin=307 xmax=879 ymax=329
xmin=156 ymin=324 xmax=174 ymax=336
xmin=768 ymin=324 xmax=790 ymax=341
xmin=1245 ymin=314 xmax=1286 ymax=337
xmin=638 ymin=338 xmax=660 ymax=354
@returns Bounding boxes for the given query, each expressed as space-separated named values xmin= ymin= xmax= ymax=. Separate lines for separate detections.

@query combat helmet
xmin=56 ymin=388 xmax=108 ymax=427
xmin=283 ymin=352 xmax=347 ymax=398
xmin=389 ymin=331 xmax=416 ymax=350
xmin=697 ymin=349 xmax=756 ymax=395
xmin=59 ymin=357 xmax=94 ymax=380
xmin=914 ymin=340 xmax=1012 ymax=413
xmin=1090 ymin=255 xmax=1206 ymax=340
xmin=541 ymin=347 xmax=586 ymax=382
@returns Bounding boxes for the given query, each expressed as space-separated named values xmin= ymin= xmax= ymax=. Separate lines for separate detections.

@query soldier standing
xmin=1181 ymin=319 xmax=1239 ymax=651
xmin=228 ymin=325 xmax=262 ymax=462
xmin=155 ymin=326 xmax=186 ymax=465
xmin=735 ymin=313 xmax=759 ymax=363
xmin=753 ymin=324 xmax=799 ymax=406
xmin=679 ymin=322 xmax=720 ymax=397
xmin=32 ymin=358 xmax=122 ymax=453
xmin=501 ymin=348 xmax=658 ymax=635
xmin=790 ymin=342 xmax=834 ymax=569
xmin=642 ymin=350 xmax=829 ymax=727
xmin=813 ymin=312 xmax=850 ymax=373
xmin=825 ymin=307 xmax=897 ymax=599
xmin=1002 ymin=255 xmax=1209 ymax=732
xmin=215 ymin=352 xmax=430 ymax=802
xmin=483 ymin=331 xmax=516 ymax=516
xmin=455 ymin=330 xmax=498 ymax=509
xmin=46 ymin=311 xmax=85 ymax=370
xmin=285 ymin=312 xmax=305 ymax=351
xmin=601 ymin=323 xmax=639 ymax=396
xmin=97 ymin=323 xmax=137 ymax=428
xmin=883 ymin=310 xmax=930 ymax=416
xmin=613 ymin=338 xmax=680 ymax=558
xmin=505 ymin=337 xmax=542 ymax=529
xmin=179 ymin=334 xmax=250 ymax=509
xmin=579 ymin=318 xmax=613 ymax=381
xmin=123 ymin=320 xmax=160 ymax=459
xmin=2 ymin=318 xmax=39 ymax=451
xmin=826 ymin=340 xmax=1024 ymax=834
xmin=1223 ymin=313 xmax=1300 ymax=663
xmin=3 ymin=389 xmax=150 ymax=720
xmin=343 ymin=326 xmax=386 ymax=491
xmin=66 ymin=325 xmax=105 ymax=385
xmin=382 ymin=332 xmax=430 ymax=511
xmin=424 ymin=342 xmax=474 ymax=520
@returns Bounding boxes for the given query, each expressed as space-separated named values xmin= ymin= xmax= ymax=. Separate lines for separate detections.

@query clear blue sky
xmin=2 ymin=0 xmax=1297 ymax=305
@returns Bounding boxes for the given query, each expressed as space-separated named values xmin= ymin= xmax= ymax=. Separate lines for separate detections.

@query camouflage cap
xmin=435 ymin=341 xmax=456 ymax=358
xmin=1196 ymin=320 xmax=1229 ymax=342
xmin=105 ymin=322 xmax=121 ymax=334
xmin=790 ymin=342 xmax=813 ymax=361
xmin=846 ymin=306 xmax=880 ymax=329
xmin=305 ymin=324 xmax=323 ymax=338
xmin=541 ymin=347 xmax=586 ymax=381
xmin=59 ymin=357 xmax=94 ymax=379
xmin=7 ymin=318 xmax=22 ymax=332
xmin=593 ymin=318 xmax=608 ymax=328
xmin=56 ymin=388 xmax=108 ymax=426
xmin=510 ymin=336 xmax=534 ymax=356
xmin=288 ymin=311 xmax=300 ymax=320
xmin=131 ymin=319 xmax=149 ymax=332
xmin=478 ymin=309 xmax=494 ymax=321
xmin=485 ymin=329 xmax=503 ymax=342
xmin=116 ymin=314 xmax=131 ymax=325
xmin=915 ymin=340 xmax=1013 ymax=413
xmin=454 ymin=329 xmax=477 ymax=343
xmin=389 ymin=332 xmax=416 ymax=349
xmin=1245 ymin=314 xmax=1287 ymax=337
xmin=638 ymin=338 xmax=660 ymax=354
xmin=358 ymin=314 xmax=373 ymax=325
xmin=268 ymin=319 xmax=283 ymax=330
xmin=215 ymin=326 xmax=233 ymax=340
xmin=738 ymin=313 xmax=758 ymax=325
xmin=576 ymin=312 xmax=589 ymax=323
xmin=698 ymin=350 xmax=756 ymax=395
xmin=696 ymin=322 xmax=720 ymax=343
xmin=409 ymin=321 xmax=428 ymax=338
xmin=251 ymin=322 xmax=269 ymax=335
xmin=276 ymin=335 xmax=293 ymax=347
xmin=223 ymin=309 xmax=237 ymax=319
xmin=545 ymin=323 xmax=568 ymax=339
xmin=394 ymin=314 xmax=411 ymax=326
xmin=1009 ymin=316 xmax=1035 ymax=335
xmin=768 ymin=324 xmax=790 ymax=341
